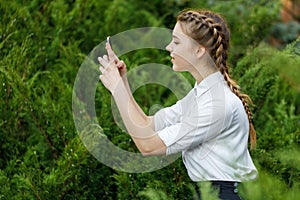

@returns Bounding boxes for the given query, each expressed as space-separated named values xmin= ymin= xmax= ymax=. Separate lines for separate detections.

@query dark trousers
xmin=195 ymin=181 xmax=242 ymax=200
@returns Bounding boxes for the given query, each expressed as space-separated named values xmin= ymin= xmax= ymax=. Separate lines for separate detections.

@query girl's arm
xmin=118 ymin=67 xmax=155 ymax=130
xmin=112 ymin=80 xmax=166 ymax=156
xmin=98 ymin=42 xmax=165 ymax=156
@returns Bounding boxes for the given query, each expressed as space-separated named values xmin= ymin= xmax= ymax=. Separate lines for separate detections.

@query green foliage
xmin=190 ymin=182 xmax=220 ymax=200
xmin=234 ymin=42 xmax=300 ymax=150
xmin=239 ymin=168 xmax=300 ymax=200
xmin=190 ymin=0 xmax=281 ymax=63
xmin=272 ymin=22 xmax=300 ymax=45
xmin=138 ymin=188 xmax=170 ymax=200
xmin=232 ymin=40 xmax=300 ymax=194
xmin=1 ymin=0 xmax=300 ymax=199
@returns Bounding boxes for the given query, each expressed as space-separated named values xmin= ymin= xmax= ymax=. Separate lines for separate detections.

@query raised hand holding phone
xmin=105 ymin=36 xmax=127 ymax=77
xmin=98 ymin=39 xmax=121 ymax=94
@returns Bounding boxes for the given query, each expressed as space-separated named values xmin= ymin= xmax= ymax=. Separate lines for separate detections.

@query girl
xmin=98 ymin=9 xmax=258 ymax=200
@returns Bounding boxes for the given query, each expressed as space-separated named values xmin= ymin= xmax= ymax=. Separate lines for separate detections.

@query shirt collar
xmin=193 ymin=71 xmax=225 ymax=97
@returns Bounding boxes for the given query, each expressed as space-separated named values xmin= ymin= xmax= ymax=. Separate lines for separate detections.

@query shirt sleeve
xmin=158 ymin=103 xmax=227 ymax=155
xmin=153 ymin=99 xmax=183 ymax=131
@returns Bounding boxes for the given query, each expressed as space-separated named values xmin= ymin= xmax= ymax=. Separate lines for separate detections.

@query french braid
xmin=177 ymin=9 xmax=256 ymax=149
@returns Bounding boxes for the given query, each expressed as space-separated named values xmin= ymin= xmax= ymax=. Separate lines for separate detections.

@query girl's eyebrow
xmin=172 ymin=35 xmax=180 ymax=40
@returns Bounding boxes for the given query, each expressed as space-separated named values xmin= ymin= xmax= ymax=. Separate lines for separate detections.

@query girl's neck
xmin=192 ymin=65 xmax=218 ymax=84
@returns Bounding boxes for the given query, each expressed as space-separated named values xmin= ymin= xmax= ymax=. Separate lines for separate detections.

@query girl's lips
xmin=171 ymin=55 xmax=174 ymax=62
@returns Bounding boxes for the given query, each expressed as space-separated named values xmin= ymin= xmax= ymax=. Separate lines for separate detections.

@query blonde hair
xmin=177 ymin=9 xmax=256 ymax=149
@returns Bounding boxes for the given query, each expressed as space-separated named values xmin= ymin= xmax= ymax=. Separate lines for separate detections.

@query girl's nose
xmin=165 ymin=42 xmax=172 ymax=52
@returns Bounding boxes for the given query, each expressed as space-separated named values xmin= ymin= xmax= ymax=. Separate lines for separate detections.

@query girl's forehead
xmin=172 ymin=23 xmax=199 ymax=44
xmin=172 ymin=24 xmax=187 ymax=41
xmin=173 ymin=22 xmax=184 ymax=35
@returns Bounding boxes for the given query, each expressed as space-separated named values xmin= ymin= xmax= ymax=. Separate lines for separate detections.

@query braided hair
xmin=177 ymin=9 xmax=256 ymax=149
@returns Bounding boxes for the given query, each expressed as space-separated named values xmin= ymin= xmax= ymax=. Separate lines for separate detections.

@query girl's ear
xmin=196 ymin=46 xmax=206 ymax=59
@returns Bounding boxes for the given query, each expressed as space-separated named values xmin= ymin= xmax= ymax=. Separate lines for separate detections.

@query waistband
xmin=211 ymin=181 xmax=240 ymax=187
xmin=194 ymin=181 xmax=242 ymax=200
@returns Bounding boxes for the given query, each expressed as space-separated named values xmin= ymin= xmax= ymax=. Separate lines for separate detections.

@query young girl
xmin=98 ymin=9 xmax=258 ymax=200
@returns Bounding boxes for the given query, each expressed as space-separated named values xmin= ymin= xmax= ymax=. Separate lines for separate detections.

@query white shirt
xmin=154 ymin=72 xmax=258 ymax=182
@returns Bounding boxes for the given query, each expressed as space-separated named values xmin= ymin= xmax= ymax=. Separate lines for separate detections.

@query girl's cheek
xmin=173 ymin=47 xmax=180 ymax=54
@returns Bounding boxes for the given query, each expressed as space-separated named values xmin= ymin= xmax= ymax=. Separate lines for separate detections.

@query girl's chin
xmin=172 ymin=66 xmax=179 ymax=71
xmin=172 ymin=64 xmax=184 ymax=72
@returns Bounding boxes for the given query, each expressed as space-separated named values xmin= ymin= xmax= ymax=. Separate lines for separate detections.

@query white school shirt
xmin=154 ymin=72 xmax=258 ymax=182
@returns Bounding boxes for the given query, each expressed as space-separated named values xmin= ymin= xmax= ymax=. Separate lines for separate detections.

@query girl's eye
xmin=173 ymin=41 xmax=179 ymax=45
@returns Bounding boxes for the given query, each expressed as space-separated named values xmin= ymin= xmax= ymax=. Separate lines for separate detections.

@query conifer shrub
xmin=1 ymin=0 xmax=299 ymax=199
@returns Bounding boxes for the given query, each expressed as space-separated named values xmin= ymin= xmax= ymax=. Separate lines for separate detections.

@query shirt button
xmin=234 ymin=182 xmax=238 ymax=187
xmin=234 ymin=188 xmax=238 ymax=193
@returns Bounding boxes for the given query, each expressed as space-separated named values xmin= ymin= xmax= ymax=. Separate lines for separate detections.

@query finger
xmin=99 ymin=66 xmax=105 ymax=73
xmin=97 ymin=56 xmax=103 ymax=63
xmin=103 ymin=55 xmax=109 ymax=61
xmin=116 ymin=60 xmax=125 ymax=69
xmin=99 ymin=74 xmax=107 ymax=84
xmin=106 ymin=42 xmax=118 ymax=61
xmin=98 ymin=57 xmax=108 ymax=67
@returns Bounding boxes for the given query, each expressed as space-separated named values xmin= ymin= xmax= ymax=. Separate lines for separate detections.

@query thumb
xmin=116 ymin=60 xmax=125 ymax=69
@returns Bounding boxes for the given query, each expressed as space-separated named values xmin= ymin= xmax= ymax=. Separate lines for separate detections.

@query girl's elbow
xmin=141 ymin=151 xmax=152 ymax=157
xmin=139 ymin=145 xmax=154 ymax=157
xmin=134 ymin=135 xmax=167 ymax=156
xmin=139 ymin=146 xmax=166 ymax=157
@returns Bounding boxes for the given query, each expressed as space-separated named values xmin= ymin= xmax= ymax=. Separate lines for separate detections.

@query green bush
xmin=1 ymin=0 xmax=300 ymax=199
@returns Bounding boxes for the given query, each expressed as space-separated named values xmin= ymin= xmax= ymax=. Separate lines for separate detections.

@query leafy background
xmin=1 ymin=0 xmax=300 ymax=199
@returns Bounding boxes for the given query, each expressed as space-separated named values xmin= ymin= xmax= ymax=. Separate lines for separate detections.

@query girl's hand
xmin=98 ymin=60 xmax=121 ymax=94
xmin=116 ymin=59 xmax=127 ymax=78
xmin=104 ymin=40 xmax=127 ymax=77
xmin=98 ymin=41 xmax=124 ymax=93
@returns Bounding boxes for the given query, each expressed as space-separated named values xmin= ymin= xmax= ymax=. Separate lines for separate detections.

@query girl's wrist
xmin=121 ymin=73 xmax=128 ymax=81
xmin=112 ymin=79 xmax=128 ymax=98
